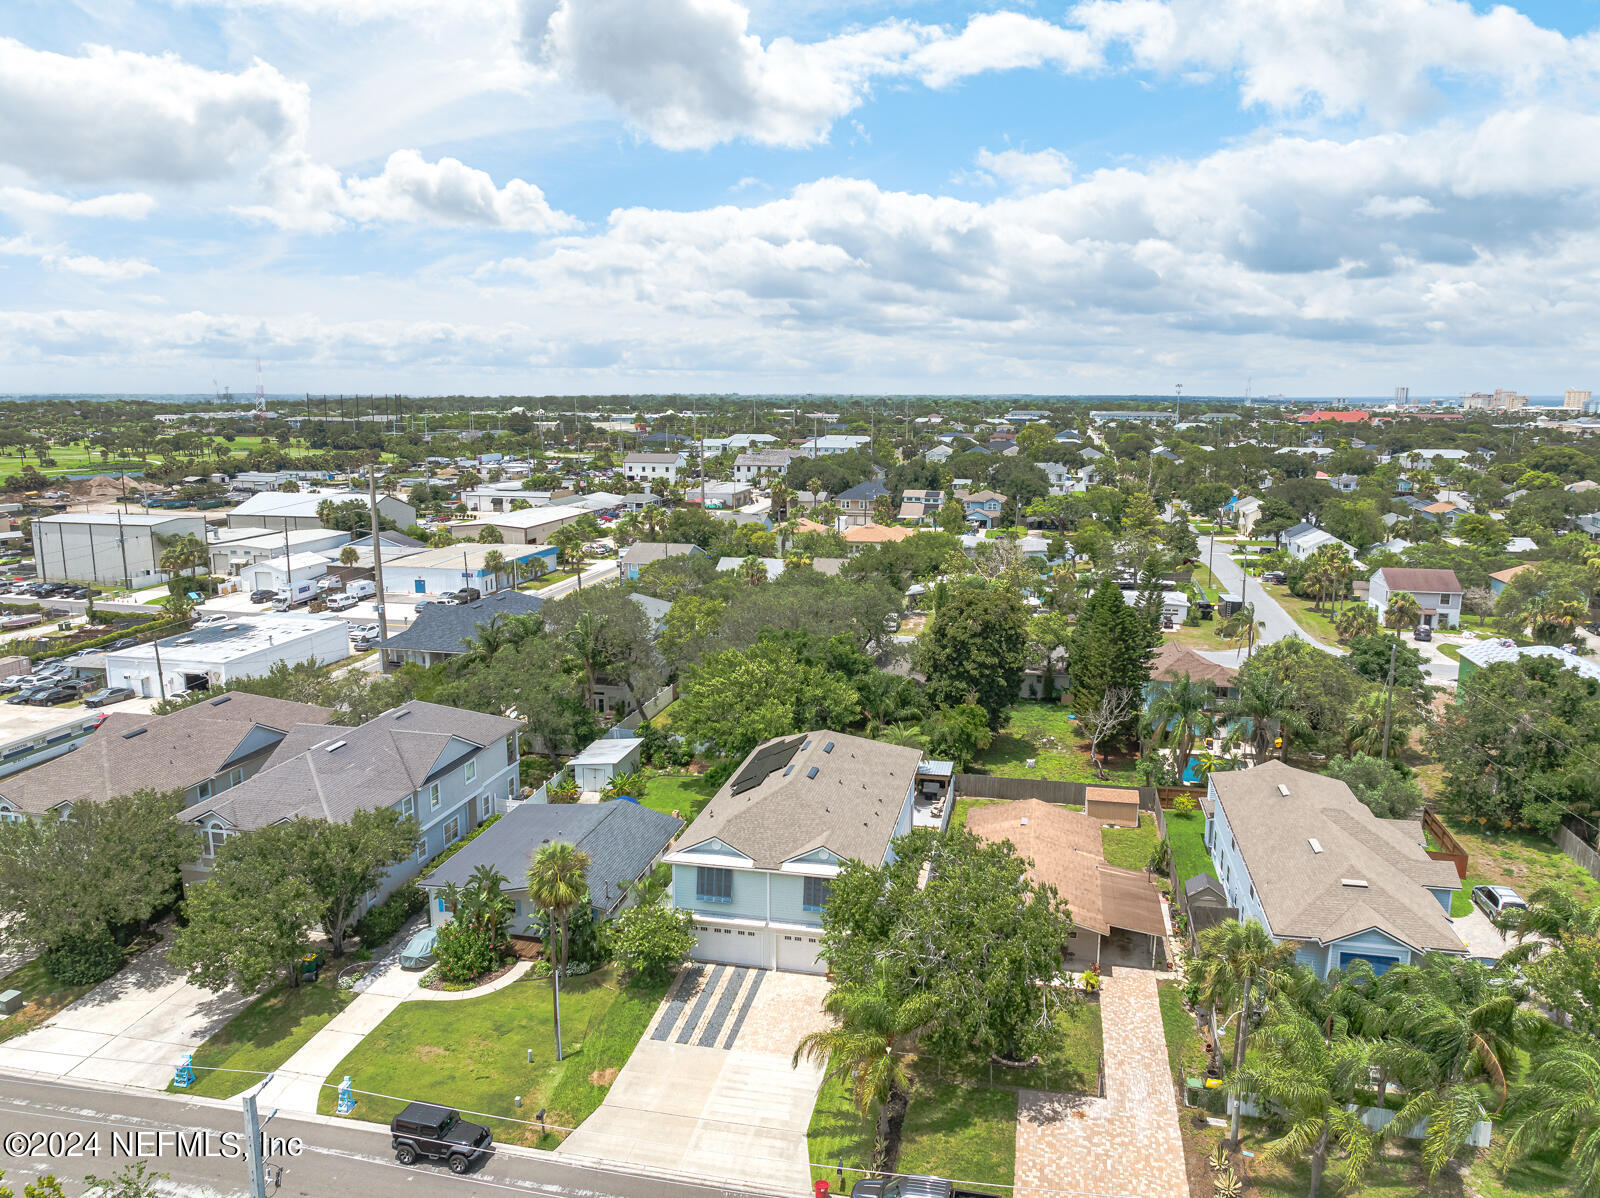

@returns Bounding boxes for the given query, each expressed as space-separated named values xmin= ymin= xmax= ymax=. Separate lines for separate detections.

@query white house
xmin=622 ymin=452 xmax=687 ymax=485
xmin=796 ymin=434 xmax=872 ymax=457
xmin=1367 ymin=567 xmax=1463 ymax=629
xmin=1284 ymin=526 xmax=1355 ymax=561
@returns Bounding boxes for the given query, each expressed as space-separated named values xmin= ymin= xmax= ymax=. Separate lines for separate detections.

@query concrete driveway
xmin=0 ymin=937 xmax=249 ymax=1089
xmin=558 ymin=965 xmax=831 ymax=1196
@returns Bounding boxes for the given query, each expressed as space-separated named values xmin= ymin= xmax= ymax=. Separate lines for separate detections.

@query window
xmin=443 ymin=815 xmax=462 ymax=844
xmin=802 ymin=877 xmax=831 ymax=912
xmin=400 ymin=794 xmax=416 ymax=819
xmin=226 ymin=767 xmax=244 ymax=789
xmin=195 ymin=779 xmax=213 ymax=802
xmin=204 ymin=824 xmax=232 ymax=858
xmin=414 ymin=838 xmax=426 ymax=863
xmin=696 ymin=866 xmax=733 ymax=903
xmin=505 ymin=733 xmax=517 ymax=767
xmin=464 ymin=759 xmax=476 ymax=785
xmin=429 ymin=782 xmax=440 ymax=811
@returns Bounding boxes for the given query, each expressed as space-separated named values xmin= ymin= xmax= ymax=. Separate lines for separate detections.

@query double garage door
xmin=693 ymin=926 xmax=825 ymax=974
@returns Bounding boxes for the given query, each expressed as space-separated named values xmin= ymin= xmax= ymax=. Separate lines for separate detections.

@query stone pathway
xmin=1016 ymin=968 xmax=1191 ymax=1198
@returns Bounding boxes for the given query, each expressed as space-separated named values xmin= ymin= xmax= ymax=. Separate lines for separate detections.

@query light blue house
xmin=1204 ymin=761 xmax=1464 ymax=976
xmin=665 ymin=731 xmax=923 ymax=974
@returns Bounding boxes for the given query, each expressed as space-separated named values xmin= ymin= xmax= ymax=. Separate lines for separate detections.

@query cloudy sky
xmin=3 ymin=0 xmax=1599 ymax=396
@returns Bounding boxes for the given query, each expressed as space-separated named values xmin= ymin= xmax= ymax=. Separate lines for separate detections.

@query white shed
xmin=568 ymin=736 xmax=645 ymax=793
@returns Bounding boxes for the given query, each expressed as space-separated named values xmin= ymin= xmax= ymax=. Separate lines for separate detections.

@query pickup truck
xmin=851 ymin=1175 xmax=999 ymax=1198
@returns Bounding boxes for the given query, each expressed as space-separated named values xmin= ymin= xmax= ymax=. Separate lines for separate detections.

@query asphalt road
xmin=1200 ymin=537 xmax=1319 ymax=648
xmin=0 ymin=1076 xmax=780 ymax=1198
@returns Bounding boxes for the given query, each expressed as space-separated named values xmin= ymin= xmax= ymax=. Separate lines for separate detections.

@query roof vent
xmin=1020 ymin=816 xmax=1029 ymax=826
xmin=393 ymin=708 xmax=410 ymax=719
xmin=783 ymin=765 xmax=794 ymax=777
xmin=806 ymin=767 xmax=819 ymax=779
xmin=121 ymin=727 xmax=148 ymax=740
xmin=1308 ymin=838 xmax=1323 ymax=854
xmin=325 ymin=740 xmax=348 ymax=752
xmin=1277 ymin=783 xmax=1291 ymax=797
xmin=823 ymin=741 xmax=835 ymax=754
xmin=1340 ymin=878 xmax=1369 ymax=888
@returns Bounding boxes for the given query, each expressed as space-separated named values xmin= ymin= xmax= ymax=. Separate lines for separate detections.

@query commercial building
xmin=1565 ymin=389 xmax=1593 ymax=410
xmin=448 ymin=506 xmax=586 ymax=546
xmin=207 ymin=528 xmax=351 ymax=577
xmin=382 ymin=543 xmax=556 ymax=598
xmin=102 ymin=614 xmax=352 ymax=699
xmin=34 ymin=512 xmax=207 ymax=587
xmin=226 ymin=490 xmax=415 ymax=532
xmin=237 ymin=552 xmax=333 ymax=595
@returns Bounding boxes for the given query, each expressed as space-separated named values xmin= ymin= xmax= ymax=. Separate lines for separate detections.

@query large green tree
xmin=917 ymin=580 xmax=1028 ymax=729
xmin=302 ymin=809 xmax=420 ymax=956
xmin=671 ymin=638 xmax=860 ymax=760
xmin=1068 ymin=577 xmax=1154 ymax=749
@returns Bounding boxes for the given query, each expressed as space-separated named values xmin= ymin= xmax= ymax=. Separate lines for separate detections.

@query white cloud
xmin=241 ymin=149 xmax=576 ymax=232
xmin=0 ymin=236 xmax=157 ymax=281
xmin=909 ymin=11 xmax=1099 ymax=89
xmin=1359 ymin=195 xmax=1437 ymax=220
xmin=974 ymin=147 xmax=1075 ymax=190
xmin=0 ymin=187 xmax=157 ymax=220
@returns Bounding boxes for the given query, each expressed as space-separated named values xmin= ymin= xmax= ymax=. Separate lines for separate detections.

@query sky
xmin=3 ymin=0 xmax=1600 ymax=397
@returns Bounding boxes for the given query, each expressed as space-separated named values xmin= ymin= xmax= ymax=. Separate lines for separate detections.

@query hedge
xmin=33 ymin=615 xmax=188 ymax=662
xmin=425 ymin=812 xmax=501 ymax=871
xmin=353 ymin=885 xmax=427 ymax=950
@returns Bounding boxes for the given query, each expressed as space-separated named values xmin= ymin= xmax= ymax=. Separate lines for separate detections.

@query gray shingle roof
xmin=1210 ymin=761 xmax=1463 ymax=954
xmin=193 ymin=700 xmax=521 ymax=831
xmin=420 ymin=799 xmax=681 ymax=915
xmin=0 ymin=694 xmax=334 ymax=815
xmin=676 ymin=731 xmax=919 ymax=868
xmin=382 ymin=591 xmax=544 ymax=656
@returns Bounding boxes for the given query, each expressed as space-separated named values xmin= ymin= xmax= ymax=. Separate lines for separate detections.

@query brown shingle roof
xmin=1149 ymin=642 xmax=1238 ymax=689
xmin=1490 ymin=563 xmax=1537 ymax=585
xmin=1374 ymin=567 xmax=1462 ymax=594
xmin=841 ymin=524 xmax=913 ymax=543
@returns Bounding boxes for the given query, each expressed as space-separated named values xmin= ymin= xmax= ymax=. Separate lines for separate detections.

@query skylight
xmin=806 ymin=766 xmax=819 ymax=779
xmin=1308 ymin=838 xmax=1323 ymax=854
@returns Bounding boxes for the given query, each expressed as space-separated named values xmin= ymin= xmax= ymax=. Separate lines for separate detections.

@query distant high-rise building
xmin=1460 ymin=389 xmax=1527 ymax=410
xmin=1564 ymin=388 xmax=1591 ymax=409
xmin=1394 ymin=386 xmax=1410 ymax=404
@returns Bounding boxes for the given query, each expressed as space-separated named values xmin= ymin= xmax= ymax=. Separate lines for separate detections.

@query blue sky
xmin=3 ymin=0 xmax=1600 ymax=396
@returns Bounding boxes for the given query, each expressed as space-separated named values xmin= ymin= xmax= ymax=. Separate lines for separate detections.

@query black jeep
xmin=389 ymin=1101 xmax=493 ymax=1175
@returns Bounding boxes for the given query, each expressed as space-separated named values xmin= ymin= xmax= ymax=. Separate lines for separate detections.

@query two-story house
xmin=1283 ymin=524 xmax=1355 ymax=561
xmin=0 ymin=694 xmax=333 ymax=822
xmin=183 ymin=701 xmax=522 ymax=898
xmin=896 ymin=489 xmax=945 ymax=524
xmin=835 ymin=479 xmax=889 ymax=529
xmin=954 ymin=488 xmax=1006 ymax=528
xmin=733 ymin=449 xmax=804 ymax=484
xmin=1205 ymin=761 xmax=1464 ymax=977
xmin=622 ymin=452 xmax=687 ymax=486
xmin=665 ymin=731 xmax=920 ymax=974
xmin=1367 ymin=567 xmax=1463 ymax=629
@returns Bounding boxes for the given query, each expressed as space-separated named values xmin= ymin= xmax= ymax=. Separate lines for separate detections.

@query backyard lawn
xmin=1101 ymin=813 xmax=1160 ymax=871
xmin=638 ymin=771 xmax=718 ymax=823
xmin=1156 ymin=980 xmax=1208 ymax=1085
xmin=950 ymin=796 xmax=1003 ymax=829
xmin=318 ymin=965 xmax=669 ymax=1145
xmin=0 ymin=957 xmax=99 ymax=1045
xmin=1165 ymin=809 xmax=1216 ymax=886
xmin=172 ymin=971 xmax=352 ymax=1099
xmin=973 ymin=703 xmax=1139 ymax=786
xmin=1438 ymin=815 xmax=1600 ymax=917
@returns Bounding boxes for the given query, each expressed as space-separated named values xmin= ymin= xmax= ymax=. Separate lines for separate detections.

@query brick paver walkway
xmin=1016 ymin=968 xmax=1190 ymax=1198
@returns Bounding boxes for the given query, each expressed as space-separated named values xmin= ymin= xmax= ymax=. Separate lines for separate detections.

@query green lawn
xmin=318 ymin=965 xmax=669 ymax=1146
xmin=521 ymin=571 xmax=576 ymax=590
xmin=808 ymin=1073 xmax=876 ymax=1185
xmin=1101 ymin=812 xmax=1160 ymax=871
xmin=1438 ymin=815 xmax=1600 ymax=918
xmin=1439 ymin=643 xmax=1462 ymax=661
xmin=897 ymin=1083 xmax=1016 ymax=1194
xmin=637 ymin=771 xmax=718 ymax=823
xmin=171 ymin=971 xmax=353 ymax=1099
xmin=0 ymin=957 xmax=99 ymax=1045
xmin=1162 ymin=621 xmax=1233 ymax=651
xmin=950 ymin=797 xmax=1003 ymax=830
xmin=1157 ymin=980 xmax=1208 ymax=1085
xmin=1264 ymin=584 xmax=1341 ymax=642
xmin=973 ymin=702 xmax=1140 ymax=786
xmin=1166 ymin=809 xmax=1216 ymax=885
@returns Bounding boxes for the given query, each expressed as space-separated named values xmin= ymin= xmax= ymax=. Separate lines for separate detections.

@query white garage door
xmin=694 ymin=924 xmax=766 ymax=968
xmin=776 ymin=931 xmax=824 ymax=974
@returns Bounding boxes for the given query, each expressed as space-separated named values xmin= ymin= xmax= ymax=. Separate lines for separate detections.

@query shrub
xmin=433 ymin=918 xmax=506 ymax=984
xmin=1172 ymin=793 xmax=1196 ymax=815
xmin=42 ymin=930 xmax=122 ymax=985
xmin=353 ymin=886 xmax=426 ymax=950
xmin=609 ymin=904 xmax=695 ymax=986
xmin=425 ymin=813 xmax=501 ymax=870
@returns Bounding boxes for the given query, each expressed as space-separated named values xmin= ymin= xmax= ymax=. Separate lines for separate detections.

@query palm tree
xmin=560 ymin=609 xmax=613 ymax=712
xmin=1218 ymin=602 xmax=1266 ymax=658
xmin=338 ymin=546 xmax=358 ymax=566
xmin=875 ymin=722 xmax=927 ymax=750
xmin=856 ymin=672 xmax=925 ymax=734
xmin=157 ymin=532 xmax=205 ymax=579
xmin=1144 ymin=673 xmax=1215 ymax=784
xmin=792 ymin=974 xmax=940 ymax=1167
xmin=1232 ymin=1007 xmax=1378 ymax=1198
xmin=1498 ymin=1044 xmax=1600 ymax=1198
xmin=526 ymin=841 xmax=591 ymax=1061
xmin=1221 ymin=670 xmax=1308 ymax=760
xmin=482 ymin=549 xmax=505 ymax=593
xmin=1500 ymin=887 xmax=1600 ymax=952
xmin=1384 ymin=589 xmax=1422 ymax=634
xmin=737 ymin=554 xmax=768 ymax=587
xmin=1195 ymin=918 xmax=1299 ymax=1146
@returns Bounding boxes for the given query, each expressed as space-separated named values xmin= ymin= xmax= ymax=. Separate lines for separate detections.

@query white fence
xmin=1224 ymin=1094 xmax=1490 ymax=1148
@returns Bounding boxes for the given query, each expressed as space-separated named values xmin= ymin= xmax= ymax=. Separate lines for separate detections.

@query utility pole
xmin=242 ymin=1080 xmax=269 ymax=1198
xmin=115 ymin=510 xmax=131 ymax=591
xmin=367 ymin=465 xmax=390 ymax=668
xmin=1175 ymin=382 xmax=1183 ymax=424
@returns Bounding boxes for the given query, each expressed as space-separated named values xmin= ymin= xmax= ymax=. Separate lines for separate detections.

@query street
xmin=1200 ymin=536 xmax=1316 ymax=648
xmin=0 ymin=1075 xmax=780 ymax=1198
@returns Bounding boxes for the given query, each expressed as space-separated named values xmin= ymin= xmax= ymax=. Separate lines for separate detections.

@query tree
xmin=338 ymin=545 xmax=359 ymax=566
xmin=157 ymin=532 xmax=206 ymax=578
xmin=1069 ymin=577 xmax=1154 ymax=749
xmin=935 ymin=499 xmax=967 ymax=534
xmin=301 ymin=810 xmax=419 ymax=956
xmin=672 ymin=639 xmax=859 ymax=759
xmin=920 ymin=701 xmax=993 ymax=769
xmin=610 ymin=904 xmax=696 ymax=985
xmin=793 ymin=973 xmax=940 ymax=1168
xmin=1217 ymin=601 xmax=1265 ymax=658
xmin=919 ymin=581 xmax=1029 ymax=729
xmin=1232 ymin=1007 xmax=1377 ymax=1198
xmin=1195 ymin=918 xmax=1298 ymax=1145
xmin=1334 ymin=603 xmax=1380 ymax=643
xmin=1322 ymin=754 xmax=1424 ymax=818
xmin=171 ymin=826 xmax=323 ymax=991
xmin=1499 ymin=1044 xmax=1600 ymax=1198
xmin=855 ymin=671 xmax=927 ymax=733
xmin=0 ymin=789 xmax=197 ymax=968
xmin=482 ymin=548 xmax=505 ymax=592
xmin=1080 ymin=686 xmax=1139 ymax=780
xmin=1144 ymin=675 xmax=1215 ymax=784
xmin=527 ymin=841 xmax=590 ymax=1058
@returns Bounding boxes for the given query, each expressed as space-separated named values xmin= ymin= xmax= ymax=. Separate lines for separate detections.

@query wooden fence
xmin=1421 ymin=806 xmax=1469 ymax=881
xmin=952 ymin=774 xmax=1085 ymax=804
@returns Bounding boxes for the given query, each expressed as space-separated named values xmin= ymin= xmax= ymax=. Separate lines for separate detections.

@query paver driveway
xmin=1016 ymin=967 xmax=1190 ymax=1198
xmin=558 ymin=965 xmax=831 ymax=1196
xmin=0 ymin=938 xmax=248 ymax=1090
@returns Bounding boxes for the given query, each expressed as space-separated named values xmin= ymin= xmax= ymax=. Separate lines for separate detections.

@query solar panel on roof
xmin=729 ymin=734 xmax=806 ymax=795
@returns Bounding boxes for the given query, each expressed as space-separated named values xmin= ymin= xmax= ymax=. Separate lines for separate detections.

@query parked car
xmin=851 ymin=1174 xmax=998 ymax=1198
xmin=7 ymin=684 xmax=52 ymax=705
xmin=27 ymin=684 xmax=78 ymax=706
xmin=1261 ymin=571 xmax=1287 ymax=585
xmin=0 ymin=675 xmax=29 ymax=692
xmin=325 ymin=593 xmax=359 ymax=612
xmin=1471 ymin=884 xmax=1527 ymax=921
xmin=250 ymin=588 xmax=277 ymax=604
xmin=1413 ymin=624 xmax=1433 ymax=642
xmin=84 ymin=686 xmax=135 ymax=708
xmin=107 ymin=637 xmax=136 ymax=650
xmin=441 ymin=588 xmax=482 ymax=606
xmin=389 ymin=1103 xmax=492 ymax=1175
xmin=195 ymin=612 xmax=228 ymax=626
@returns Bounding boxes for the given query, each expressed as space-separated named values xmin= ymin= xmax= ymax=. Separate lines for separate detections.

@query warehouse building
xmin=34 ymin=512 xmax=208 ymax=587
xmin=102 ymin=614 xmax=352 ymax=699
